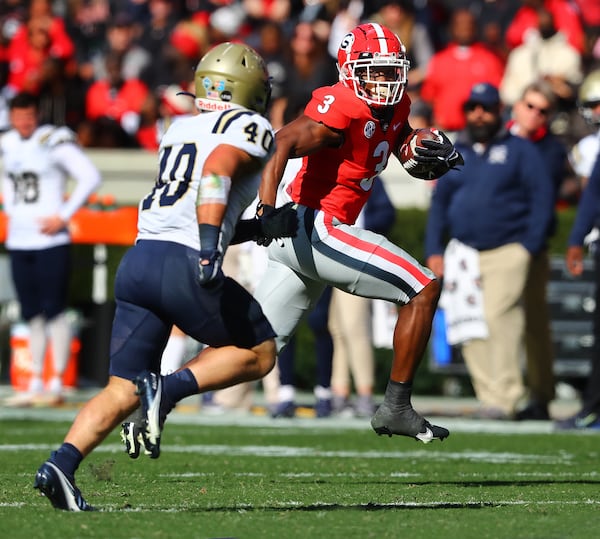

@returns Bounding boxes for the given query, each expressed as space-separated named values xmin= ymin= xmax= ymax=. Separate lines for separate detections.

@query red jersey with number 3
xmin=286 ymin=82 xmax=410 ymax=224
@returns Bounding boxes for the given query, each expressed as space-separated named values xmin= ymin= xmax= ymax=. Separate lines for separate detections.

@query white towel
xmin=438 ymin=239 xmax=488 ymax=345
xmin=371 ymin=299 xmax=398 ymax=349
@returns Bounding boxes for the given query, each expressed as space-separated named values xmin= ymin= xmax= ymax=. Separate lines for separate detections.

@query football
xmin=399 ymin=128 xmax=444 ymax=180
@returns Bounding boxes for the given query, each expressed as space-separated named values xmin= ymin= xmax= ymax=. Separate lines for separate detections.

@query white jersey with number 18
xmin=0 ymin=125 xmax=101 ymax=250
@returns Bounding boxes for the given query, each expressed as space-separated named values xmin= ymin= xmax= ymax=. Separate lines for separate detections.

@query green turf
xmin=1 ymin=419 xmax=599 ymax=539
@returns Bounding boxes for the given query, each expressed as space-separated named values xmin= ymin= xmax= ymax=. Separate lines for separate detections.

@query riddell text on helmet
xmin=195 ymin=98 xmax=235 ymax=111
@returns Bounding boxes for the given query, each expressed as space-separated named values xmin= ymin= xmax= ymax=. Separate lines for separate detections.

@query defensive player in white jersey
xmin=570 ymin=70 xmax=600 ymax=186
xmin=33 ymin=43 xmax=298 ymax=511
xmin=1 ymin=92 xmax=101 ymax=407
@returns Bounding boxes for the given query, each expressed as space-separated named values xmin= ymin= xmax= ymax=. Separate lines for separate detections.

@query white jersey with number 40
xmin=136 ymin=107 xmax=275 ymax=252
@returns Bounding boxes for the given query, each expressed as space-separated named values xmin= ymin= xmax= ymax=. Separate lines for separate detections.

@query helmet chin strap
xmin=370 ymin=104 xmax=394 ymax=123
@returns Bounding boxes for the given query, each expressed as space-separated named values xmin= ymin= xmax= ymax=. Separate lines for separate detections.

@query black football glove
xmin=198 ymin=249 xmax=222 ymax=285
xmin=413 ymin=131 xmax=464 ymax=176
xmin=255 ymin=201 xmax=299 ymax=246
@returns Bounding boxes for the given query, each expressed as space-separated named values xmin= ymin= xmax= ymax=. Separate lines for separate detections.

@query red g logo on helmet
xmin=339 ymin=32 xmax=355 ymax=56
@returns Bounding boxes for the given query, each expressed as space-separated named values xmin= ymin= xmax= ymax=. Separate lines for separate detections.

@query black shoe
xmin=134 ymin=371 xmax=163 ymax=459
xmin=34 ymin=462 xmax=95 ymax=511
xmin=271 ymin=401 xmax=296 ymax=418
xmin=554 ymin=410 xmax=600 ymax=430
xmin=315 ymin=398 xmax=332 ymax=418
xmin=515 ymin=402 xmax=550 ymax=421
xmin=371 ymin=403 xmax=449 ymax=443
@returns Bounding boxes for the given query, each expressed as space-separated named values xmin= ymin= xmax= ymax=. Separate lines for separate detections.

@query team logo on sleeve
xmin=364 ymin=121 xmax=376 ymax=139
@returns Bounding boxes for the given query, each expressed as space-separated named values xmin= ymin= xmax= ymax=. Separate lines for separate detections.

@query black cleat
xmin=134 ymin=371 xmax=163 ymax=458
xmin=371 ymin=403 xmax=449 ymax=443
xmin=34 ymin=461 xmax=95 ymax=511
xmin=120 ymin=407 xmax=153 ymax=459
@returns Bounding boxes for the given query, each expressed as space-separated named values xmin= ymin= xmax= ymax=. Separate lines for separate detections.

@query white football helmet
xmin=337 ymin=23 xmax=410 ymax=107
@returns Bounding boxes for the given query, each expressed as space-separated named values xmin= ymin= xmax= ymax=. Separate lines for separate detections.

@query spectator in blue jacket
xmin=557 ymin=152 xmax=600 ymax=430
xmin=425 ymin=82 xmax=555 ymax=419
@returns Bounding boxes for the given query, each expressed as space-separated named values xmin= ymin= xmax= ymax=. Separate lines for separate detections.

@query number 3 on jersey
xmin=317 ymin=95 xmax=335 ymax=114
xmin=360 ymin=141 xmax=389 ymax=191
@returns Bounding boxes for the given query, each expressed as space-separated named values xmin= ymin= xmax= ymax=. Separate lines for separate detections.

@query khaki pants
xmin=329 ymin=289 xmax=375 ymax=396
xmin=461 ymin=243 xmax=530 ymax=415
xmin=213 ymin=366 xmax=281 ymax=410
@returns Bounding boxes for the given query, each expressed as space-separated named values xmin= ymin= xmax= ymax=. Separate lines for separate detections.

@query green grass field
xmin=1 ymin=413 xmax=599 ymax=539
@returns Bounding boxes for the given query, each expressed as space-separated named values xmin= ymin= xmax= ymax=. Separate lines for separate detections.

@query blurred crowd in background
xmin=1 ymin=0 xmax=600 ymax=153
xmin=4 ymin=0 xmax=600 ymax=423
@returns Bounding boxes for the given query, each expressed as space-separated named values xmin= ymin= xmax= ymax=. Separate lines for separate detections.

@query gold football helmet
xmin=194 ymin=42 xmax=271 ymax=115
xmin=578 ymin=70 xmax=600 ymax=125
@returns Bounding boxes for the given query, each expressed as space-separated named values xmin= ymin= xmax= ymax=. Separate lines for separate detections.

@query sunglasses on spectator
xmin=524 ymin=102 xmax=549 ymax=116
xmin=463 ymin=101 xmax=498 ymax=113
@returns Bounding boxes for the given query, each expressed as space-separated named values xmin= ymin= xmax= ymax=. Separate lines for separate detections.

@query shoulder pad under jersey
xmin=37 ymin=125 xmax=77 ymax=148
xmin=306 ymin=85 xmax=366 ymax=130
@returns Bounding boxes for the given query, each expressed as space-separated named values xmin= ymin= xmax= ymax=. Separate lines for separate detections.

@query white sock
xmin=28 ymin=315 xmax=47 ymax=379
xmin=160 ymin=334 xmax=187 ymax=375
xmin=47 ymin=376 xmax=63 ymax=395
xmin=48 ymin=312 xmax=71 ymax=375
xmin=314 ymin=385 xmax=332 ymax=400
xmin=28 ymin=376 xmax=44 ymax=395
xmin=278 ymin=384 xmax=296 ymax=403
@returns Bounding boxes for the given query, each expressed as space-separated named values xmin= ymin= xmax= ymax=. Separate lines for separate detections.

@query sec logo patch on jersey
xmin=364 ymin=121 xmax=376 ymax=139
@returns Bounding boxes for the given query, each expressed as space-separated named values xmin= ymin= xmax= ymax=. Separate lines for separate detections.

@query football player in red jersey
xmin=254 ymin=22 xmax=462 ymax=442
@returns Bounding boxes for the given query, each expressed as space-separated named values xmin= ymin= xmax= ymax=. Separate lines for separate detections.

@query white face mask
xmin=339 ymin=56 xmax=410 ymax=107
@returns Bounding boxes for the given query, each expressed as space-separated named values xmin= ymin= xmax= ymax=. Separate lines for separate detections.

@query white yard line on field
xmin=1 ymin=442 xmax=577 ymax=465
xmin=0 ymin=405 xmax=580 ymax=435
